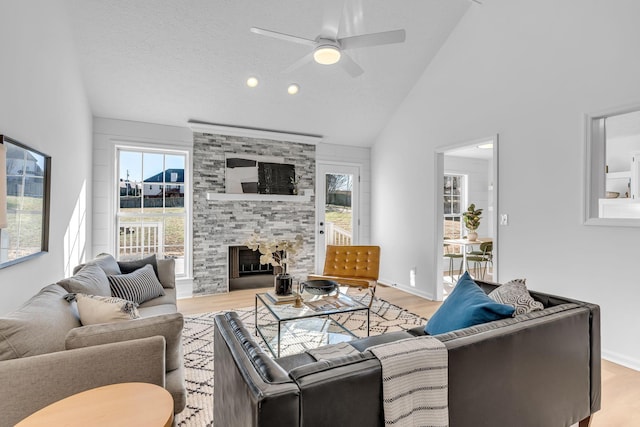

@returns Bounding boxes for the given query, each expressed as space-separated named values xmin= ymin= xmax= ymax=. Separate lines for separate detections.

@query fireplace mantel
xmin=206 ymin=189 xmax=313 ymax=202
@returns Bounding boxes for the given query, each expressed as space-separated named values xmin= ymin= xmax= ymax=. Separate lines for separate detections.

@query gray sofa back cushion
xmin=0 ymin=285 xmax=81 ymax=361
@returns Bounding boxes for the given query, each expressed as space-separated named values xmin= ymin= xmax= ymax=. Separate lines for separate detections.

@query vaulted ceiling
xmin=65 ymin=0 xmax=471 ymax=145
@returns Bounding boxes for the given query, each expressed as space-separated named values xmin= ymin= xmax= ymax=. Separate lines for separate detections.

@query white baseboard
xmin=378 ymin=279 xmax=435 ymax=301
xmin=602 ymin=349 xmax=640 ymax=372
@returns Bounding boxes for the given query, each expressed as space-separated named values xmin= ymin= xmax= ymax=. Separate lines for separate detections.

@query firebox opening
xmin=228 ymin=245 xmax=276 ymax=291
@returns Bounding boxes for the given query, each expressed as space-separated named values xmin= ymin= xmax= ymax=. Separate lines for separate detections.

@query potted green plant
xmin=462 ymin=203 xmax=483 ymax=241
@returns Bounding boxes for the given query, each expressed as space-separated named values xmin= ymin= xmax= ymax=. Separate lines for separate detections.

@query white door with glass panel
xmin=315 ymin=163 xmax=360 ymax=273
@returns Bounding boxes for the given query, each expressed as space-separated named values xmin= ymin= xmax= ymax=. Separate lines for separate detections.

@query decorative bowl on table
xmin=300 ymin=280 xmax=339 ymax=295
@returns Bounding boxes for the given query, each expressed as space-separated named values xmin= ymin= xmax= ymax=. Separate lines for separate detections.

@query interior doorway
xmin=434 ymin=135 xmax=499 ymax=300
xmin=315 ymin=162 xmax=360 ymax=273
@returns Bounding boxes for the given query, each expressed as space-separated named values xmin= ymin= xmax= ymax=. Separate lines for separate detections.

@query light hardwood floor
xmin=177 ymin=284 xmax=640 ymax=427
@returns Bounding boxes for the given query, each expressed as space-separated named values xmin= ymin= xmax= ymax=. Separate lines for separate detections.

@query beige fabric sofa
xmin=0 ymin=254 xmax=186 ymax=426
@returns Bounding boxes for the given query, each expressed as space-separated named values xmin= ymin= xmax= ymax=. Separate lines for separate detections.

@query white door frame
xmin=315 ymin=161 xmax=361 ymax=274
xmin=434 ymin=135 xmax=499 ymax=300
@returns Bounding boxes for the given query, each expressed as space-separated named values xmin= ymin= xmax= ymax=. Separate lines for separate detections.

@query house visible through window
xmin=444 ymin=174 xmax=465 ymax=240
xmin=117 ymin=148 xmax=188 ymax=277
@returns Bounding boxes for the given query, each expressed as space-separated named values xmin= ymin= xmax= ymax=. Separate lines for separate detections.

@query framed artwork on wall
xmin=225 ymin=154 xmax=296 ymax=195
xmin=0 ymin=135 xmax=51 ymax=269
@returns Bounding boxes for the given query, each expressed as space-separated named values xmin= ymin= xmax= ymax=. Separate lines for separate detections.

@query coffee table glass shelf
xmin=255 ymin=291 xmax=370 ymax=357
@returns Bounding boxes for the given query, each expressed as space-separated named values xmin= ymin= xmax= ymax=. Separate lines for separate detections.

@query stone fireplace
xmin=192 ymin=132 xmax=316 ymax=295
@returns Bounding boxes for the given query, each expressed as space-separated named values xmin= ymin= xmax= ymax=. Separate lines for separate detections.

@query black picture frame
xmin=0 ymin=135 xmax=51 ymax=269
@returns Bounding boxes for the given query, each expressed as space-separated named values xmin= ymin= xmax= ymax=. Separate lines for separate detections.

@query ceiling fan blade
xmin=282 ymin=52 xmax=315 ymax=74
xmin=250 ymin=27 xmax=316 ymax=47
xmin=321 ymin=0 xmax=345 ymax=39
xmin=339 ymin=52 xmax=364 ymax=78
xmin=339 ymin=29 xmax=406 ymax=50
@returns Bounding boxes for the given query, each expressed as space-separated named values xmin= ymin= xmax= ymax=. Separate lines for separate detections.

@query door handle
xmin=319 ymin=230 xmax=324 ymax=234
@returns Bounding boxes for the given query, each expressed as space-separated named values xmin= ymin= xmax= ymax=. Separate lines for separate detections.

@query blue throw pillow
xmin=425 ymin=272 xmax=515 ymax=335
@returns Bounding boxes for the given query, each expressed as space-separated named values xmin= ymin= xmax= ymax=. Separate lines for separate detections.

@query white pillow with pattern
xmin=73 ymin=293 xmax=140 ymax=326
xmin=488 ymin=279 xmax=544 ymax=316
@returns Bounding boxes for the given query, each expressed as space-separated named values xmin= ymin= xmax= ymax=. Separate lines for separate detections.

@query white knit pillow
xmin=488 ymin=278 xmax=544 ymax=316
xmin=107 ymin=264 xmax=165 ymax=305
xmin=74 ymin=294 xmax=140 ymax=326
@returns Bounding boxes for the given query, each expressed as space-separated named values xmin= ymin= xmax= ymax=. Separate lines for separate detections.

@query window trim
xmin=443 ymin=173 xmax=466 ymax=239
xmin=111 ymin=141 xmax=192 ymax=278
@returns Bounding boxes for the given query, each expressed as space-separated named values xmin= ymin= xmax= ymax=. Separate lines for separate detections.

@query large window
xmin=443 ymin=174 xmax=465 ymax=239
xmin=116 ymin=148 xmax=188 ymax=277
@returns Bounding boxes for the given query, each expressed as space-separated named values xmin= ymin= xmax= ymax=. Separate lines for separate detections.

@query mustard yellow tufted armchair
xmin=307 ymin=245 xmax=380 ymax=308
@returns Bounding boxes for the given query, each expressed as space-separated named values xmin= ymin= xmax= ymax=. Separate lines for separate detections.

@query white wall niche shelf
xmin=206 ymin=189 xmax=314 ymax=202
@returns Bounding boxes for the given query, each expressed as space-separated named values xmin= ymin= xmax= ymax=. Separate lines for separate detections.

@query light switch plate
xmin=500 ymin=214 xmax=509 ymax=225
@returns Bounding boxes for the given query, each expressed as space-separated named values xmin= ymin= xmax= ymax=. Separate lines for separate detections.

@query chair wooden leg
xmin=368 ymin=283 xmax=377 ymax=309
xmin=578 ymin=415 xmax=592 ymax=427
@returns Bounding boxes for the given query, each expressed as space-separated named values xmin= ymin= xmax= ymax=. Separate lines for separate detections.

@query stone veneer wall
xmin=192 ymin=132 xmax=316 ymax=295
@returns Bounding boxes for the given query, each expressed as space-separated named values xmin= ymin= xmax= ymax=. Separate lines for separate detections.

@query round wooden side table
xmin=16 ymin=382 xmax=174 ymax=427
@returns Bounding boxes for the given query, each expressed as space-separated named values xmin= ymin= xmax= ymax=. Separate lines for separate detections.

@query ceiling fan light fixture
xmin=313 ymin=45 xmax=341 ymax=65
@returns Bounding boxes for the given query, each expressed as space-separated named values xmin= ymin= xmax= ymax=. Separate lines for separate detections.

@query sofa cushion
xmin=57 ymin=263 xmax=112 ymax=296
xmin=157 ymin=258 xmax=176 ymax=289
xmin=108 ymin=264 xmax=165 ymax=305
xmin=118 ymin=254 xmax=159 ymax=278
xmin=425 ymin=272 xmax=515 ymax=335
xmin=0 ymin=285 xmax=81 ymax=361
xmin=74 ymin=293 xmax=140 ymax=326
xmin=137 ymin=287 xmax=176 ymax=308
xmin=73 ymin=253 xmax=121 ymax=276
xmin=488 ymin=279 xmax=544 ymax=316
xmin=65 ymin=312 xmax=184 ymax=371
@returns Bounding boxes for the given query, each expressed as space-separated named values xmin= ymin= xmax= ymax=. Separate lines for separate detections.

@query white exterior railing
xmin=118 ymin=221 xmax=164 ymax=260
xmin=325 ymin=222 xmax=352 ymax=246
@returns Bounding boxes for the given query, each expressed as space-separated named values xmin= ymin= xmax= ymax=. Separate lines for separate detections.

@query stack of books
xmin=266 ymin=291 xmax=297 ymax=304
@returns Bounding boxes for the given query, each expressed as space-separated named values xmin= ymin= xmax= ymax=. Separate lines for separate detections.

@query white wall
xmin=316 ymin=143 xmax=372 ymax=245
xmin=0 ymin=0 xmax=92 ymax=313
xmin=372 ymin=0 xmax=640 ymax=370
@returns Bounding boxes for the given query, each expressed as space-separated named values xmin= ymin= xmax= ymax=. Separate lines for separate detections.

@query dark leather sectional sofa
xmin=214 ymin=280 xmax=600 ymax=427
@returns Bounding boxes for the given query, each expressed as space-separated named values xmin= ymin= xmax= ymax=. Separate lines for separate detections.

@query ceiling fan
xmin=249 ymin=2 xmax=406 ymax=77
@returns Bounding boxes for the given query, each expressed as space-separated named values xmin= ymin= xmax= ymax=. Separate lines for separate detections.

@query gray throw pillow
xmin=488 ymin=278 xmax=544 ymax=316
xmin=118 ymin=254 xmax=159 ymax=277
xmin=57 ymin=263 xmax=112 ymax=296
xmin=108 ymin=264 xmax=165 ymax=305
xmin=0 ymin=285 xmax=81 ymax=361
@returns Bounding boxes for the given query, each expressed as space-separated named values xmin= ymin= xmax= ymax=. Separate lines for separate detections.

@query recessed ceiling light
xmin=477 ymin=143 xmax=493 ymax=149
xmin=287 ymin=84 xmax=299 ymax=95
xmin=313 ymin=45 xmax=341 ymax=65
xmin=246 ymin=76 xmax=259 ymax=88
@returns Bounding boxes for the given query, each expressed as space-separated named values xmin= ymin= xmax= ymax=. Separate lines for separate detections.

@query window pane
xmin=143 ymin=184 xmax=164 ymax=208
xmin=119 ymin=151 xmax=142 ymax=213
xmin=143 ymin=153 xmax=164 ymax=185
xmin=165 ymin=184 xmax=185 ymax=209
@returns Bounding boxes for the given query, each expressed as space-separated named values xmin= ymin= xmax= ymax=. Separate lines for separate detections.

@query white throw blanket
xmin=368 ymin=336 xmax=448 ymax=427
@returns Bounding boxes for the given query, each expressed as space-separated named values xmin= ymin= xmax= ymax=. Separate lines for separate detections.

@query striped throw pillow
xmin=108 ymin=264 xmax=165 ymax=305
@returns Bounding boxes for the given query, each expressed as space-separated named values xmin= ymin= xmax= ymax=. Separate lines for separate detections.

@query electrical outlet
xmin=410 ymin=267 xmax=416 ymax=287
xmin=500 ymin=214 xmax=509 ymax=226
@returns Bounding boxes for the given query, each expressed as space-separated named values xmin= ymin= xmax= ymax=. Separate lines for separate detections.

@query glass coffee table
xmin=255 ymin=291 xmax=370 ymax=358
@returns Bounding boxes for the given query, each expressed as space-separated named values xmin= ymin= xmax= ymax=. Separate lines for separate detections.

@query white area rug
xmin=175 ymin=295 xmax=428 ymax=426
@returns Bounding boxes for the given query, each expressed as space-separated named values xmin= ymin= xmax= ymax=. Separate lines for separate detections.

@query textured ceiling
xmin=65 ymin=0 xmax=471 ymax=146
